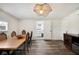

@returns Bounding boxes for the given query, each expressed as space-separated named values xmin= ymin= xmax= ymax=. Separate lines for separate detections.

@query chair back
xmin=26 ymin=32 xmax=30 ymax=40
xmin=22 ymin=30 xmax=26 ymax=35
xmin=0 ymin=32 xmax=7 ymax=40
xmin=30 ymin=31 xmax=33 ymax=39
xmin=11 ymin=31 xmax=16 ymax=37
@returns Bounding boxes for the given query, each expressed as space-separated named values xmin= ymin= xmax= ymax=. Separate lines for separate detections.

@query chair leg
xmin=6 ymin=51 xmax=10 ymax=55
xmin=0 ymin=51 xmax=10 ymax=55
xmin=27 ymin=44 xmax=29 ymax=53
xmin=0 ymin=51 xmax=2 ymax=55
xmin=30 ymin=41 xmax=32 ymax=47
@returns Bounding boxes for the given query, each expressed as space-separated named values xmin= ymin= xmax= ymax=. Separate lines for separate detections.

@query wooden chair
xmin=0 ymin=32 xmax=9 ymax=55
xmin=10 ymin=31 xmax=17 ymax=54
xmin=0 ymin=32 xmax=7 ymax=40
xmin=16 ymin=32 xmax=30 ymax=54
xmin=29 ymin=31 xmax=33 ymax=47
xmin=22 ymin=30 xmax=26 ymax=35
xmin=11 ymin=31 xmax=16 ymax=37
xmin=27 ymin=32 xmax=30 ymax=40
xmin=26 ymin=31 xmax=33 ymax=52
xmin=26 ymin=32 xmax=30 ymax=52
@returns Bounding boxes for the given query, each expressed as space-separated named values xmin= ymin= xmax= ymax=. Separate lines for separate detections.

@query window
xmin=0 ymin=21 xmax=8 ymax=31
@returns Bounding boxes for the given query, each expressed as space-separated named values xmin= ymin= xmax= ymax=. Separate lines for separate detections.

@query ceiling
xmin=0 ymin=3 xmax=79 ymax=20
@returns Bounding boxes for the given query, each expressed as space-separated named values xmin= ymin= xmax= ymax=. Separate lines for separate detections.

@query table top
xmin=64 ymin=33 xmax=79 ymax=38
xmin=0 ymin=35 xmax=26 ymax=50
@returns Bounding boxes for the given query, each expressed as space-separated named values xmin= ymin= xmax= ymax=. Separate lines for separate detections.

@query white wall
xmin=18 ymin=19 xmax=62 ymax=40
xmin=18 ymin=19 xmax=36 ymax=39
xmin=44 ymin=20 xmax=52 ymax=40
xmin=0 ymin=10 xmax=65 ymax=40
xmin=0 ymin=9 xmax=62 ymax=40
xmin=61 ymin=10 xmax=79 ymax=40
xmin=52 ymin=20 xmax=62 ymax=40
xmin=1 ymin=9 xmax=78 ymax=40
xmin=0 ymin=10 xmax=19 ymax=38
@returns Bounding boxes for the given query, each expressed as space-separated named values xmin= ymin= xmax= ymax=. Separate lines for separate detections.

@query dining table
xmin=0 ymin=35 xmax=27 ymax=55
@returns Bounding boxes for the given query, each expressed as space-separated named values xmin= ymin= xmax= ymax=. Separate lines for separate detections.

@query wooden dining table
xmin=0 ymin=35 xmax=27 ymax=55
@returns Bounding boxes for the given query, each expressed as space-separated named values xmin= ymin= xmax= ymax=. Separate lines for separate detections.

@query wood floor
xmin=14 ymin=40 xmax=75 ymax=55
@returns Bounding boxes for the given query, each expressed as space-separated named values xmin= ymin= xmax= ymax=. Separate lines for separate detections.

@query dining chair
xmin=11 ymin=31 xmax=16 ymax=37
xmin=16 ymin=32 xmax=30 ymax=54
xmin=22 ymin=30 xmax=26 ymax=35
xmin=28 ymin=31 xmax=33 ymax=47
xmin=10 ymin=31 xmax=17 ymax=54
xmin=17 ymin=30 xmax=26 ymax=52
xmin=0 ymin=32 xmax=10 ymax=55
xmin=26 ymin=31 xmax=33 ymax=52
xmin=14 ymin=30 xmax=27 ymax=54
xmin=26 ymin=32 xmax=30 ymax=52
xmin=0 ymin=32 xmax=7 ymax=40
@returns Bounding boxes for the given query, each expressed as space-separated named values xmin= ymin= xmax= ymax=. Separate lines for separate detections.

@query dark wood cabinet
xmin=64 ymin=33 xmax=72 ymax=50
xmin=64 ymin=33 xmax=79 ymax=54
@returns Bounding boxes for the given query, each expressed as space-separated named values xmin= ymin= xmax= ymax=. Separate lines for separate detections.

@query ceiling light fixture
xmin=33 ymin=3 xmax=52 ymax=16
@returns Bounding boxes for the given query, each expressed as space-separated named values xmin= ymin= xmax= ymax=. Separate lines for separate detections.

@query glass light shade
xmin=40 ymin=10 xmax=43 ymax=14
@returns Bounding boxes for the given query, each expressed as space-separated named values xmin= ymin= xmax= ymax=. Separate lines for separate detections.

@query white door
xmin=35 ymin=20 xmax=52 ymax=40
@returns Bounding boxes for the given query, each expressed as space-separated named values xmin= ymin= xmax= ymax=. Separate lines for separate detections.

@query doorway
xmin=35 ymin=20 xmax=52 ymax=40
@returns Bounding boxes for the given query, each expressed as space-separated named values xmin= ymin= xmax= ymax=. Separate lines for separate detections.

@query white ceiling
xmin=0 ymin=3 xmax=79 ymax=20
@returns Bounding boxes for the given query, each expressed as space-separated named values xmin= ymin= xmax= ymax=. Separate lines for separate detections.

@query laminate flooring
xmin=15 ymin=40 xmax=75 ymax=55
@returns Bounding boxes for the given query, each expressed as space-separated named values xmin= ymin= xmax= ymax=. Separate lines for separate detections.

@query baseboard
xmin=32 ymin=39 xmax=63 ymax=40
